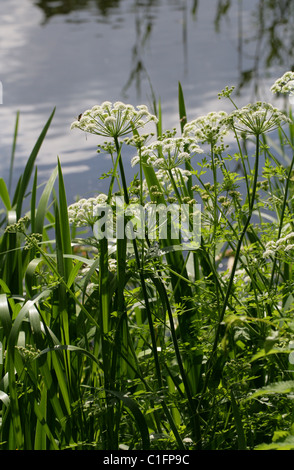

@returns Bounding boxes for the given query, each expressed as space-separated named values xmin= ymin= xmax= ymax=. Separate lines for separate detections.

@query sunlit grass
xmin=1 ymin=79 xmax=294 ymax=450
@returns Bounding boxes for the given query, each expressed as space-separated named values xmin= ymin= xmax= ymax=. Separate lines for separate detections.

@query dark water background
xmin=1 ymin=0 xmax=294 ymax=203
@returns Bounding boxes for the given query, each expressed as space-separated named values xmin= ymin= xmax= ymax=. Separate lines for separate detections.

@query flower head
xmin=226 ymin=102 xmax=292 ymax=136
xmin=154 ymin=168 xmax=192 ymax=195
xmin=262 ymin=231 xmax=294 ymax=259
xmin=132 ymin=135 xmax=202 ymax=171
xmin=183 ymin=111 xmax=230 ymax=148
xmin=71 ymin=101 xmax=158 ymax=138
xmin=271 ymin=71 xmax=294 ymax=95
xmin=68 ymin=194 xmax=108 ymax=227
xmin=271 ymin=71 xmax=294 ymax=104
xmin=218 ymin=85 xmax=236 ymax=100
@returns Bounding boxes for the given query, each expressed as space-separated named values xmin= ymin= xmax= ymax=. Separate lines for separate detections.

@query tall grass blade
xmin=9 ymin=111 xmax=19 ymax=194
xmin=0 ymin=178 xmax=11 ymax=211
xmin=15 ymin=107 xmax=55 ymax=218
xmin=35 ymin=165 xmax=58 ymax=235
xmin=106 ymin=390 xmax=150 ymax=450
xmin=178 ymin=81 xmax=187 ymax=132
xmin=57 ymin=158 xmax=72 ymax=281
xmin=0 ymin=293 xmax=12 ymax=337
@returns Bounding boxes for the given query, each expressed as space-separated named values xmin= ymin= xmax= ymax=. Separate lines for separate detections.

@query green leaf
xmin=30 ymin=168 xmax=38 ymax=233
xmin=57 ymin=158 xmax=72 ymax=281
xmin=245 ymin=380 xmax=294 ymax=401
xmin=255 ymin=434 xmax=294 ymax=450
xmin=35 ymin=165 xmax=58 ymax=235
xmin=37 ymin=344 xmax=101 ymax=368
xmin=106 ymin=390 xmax=150 ymax=450
xmin=0 ymin=178 xmax=11 ymax=211
xmin=34 ymin=393 xmax=59 ymax=450
xmin=8 ymin=290 xmax=51 ymax=353
xmin=25 ymin=258 xmax=45 ymax=298
xmin=178 ymin=81 xmax=187 ymax=133
xmin=0 ymin=293 xmax=12 ymax=336
xmin=230 ymin=390 xmax=246 ymax=450
xmin=250 ymin=347 xmax=291 ymax=362
xmin=8 ymin=111 xmax=20 ymax=194
xmin=0 ymin=390 xmax=10 ymax=407
xmin=15 ymin=107 xmax=55 ymax=218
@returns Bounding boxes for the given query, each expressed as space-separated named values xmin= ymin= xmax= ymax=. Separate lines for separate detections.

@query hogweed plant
xmin=2 ymin=73 xmax=294 ymax=450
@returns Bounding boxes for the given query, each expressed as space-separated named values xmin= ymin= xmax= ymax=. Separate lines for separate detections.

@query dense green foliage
xmin=1 ymin=82 xmax=294 ymax=450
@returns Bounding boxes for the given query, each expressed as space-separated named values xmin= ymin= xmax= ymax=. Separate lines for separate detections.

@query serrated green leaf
xmin=245 ymin=380 xmax=294 ymax=402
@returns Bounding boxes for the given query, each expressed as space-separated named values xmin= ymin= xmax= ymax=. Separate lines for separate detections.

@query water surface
xmin=1 ymin=0 xmax=293 ymax=203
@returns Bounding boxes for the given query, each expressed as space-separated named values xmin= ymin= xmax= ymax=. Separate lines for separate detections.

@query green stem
xmin=114 ymin=137 xmax=129 ymax=205
xmin=269 ymin=128 xmax=294 ymax=290
xmin=113 ymin=137 xmax=184 ymax=448
xmin=198 ymin=133 xmax=261 ymax=412
xmin=210 ymin=144 xmax=221 ymax=311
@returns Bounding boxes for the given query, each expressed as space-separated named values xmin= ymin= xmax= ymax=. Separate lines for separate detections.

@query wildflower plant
xmin=226 ymin=101 xmax=292 ymax=136
xmin=68 ymin=193 xmax=108 ymax=228
xmin=70 ymin=101 xmax=158 ymax=138
xmin=4 ymin=76 xmax=294 ymax=451
xmin=271 ymin=71 xmax=294 ymax=96
xmin=133 ymin=134 xmax=203 ymax=171
xmin=183 ymin=111 xmax=229 ymax=149
xmin=151 ymin=167 xmax=193 ymax=198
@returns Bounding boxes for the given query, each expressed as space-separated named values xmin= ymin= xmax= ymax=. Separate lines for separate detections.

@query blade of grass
xmin=106 ymin=390 xmax=150 ymax=450
xmin=15 ymin=107 xmax=55 ymax=218
xmin=178 ymin=81 xmax=187 ymax=133
xmin=0 ymin=293 xmax=12 ymax=337
xmin=35 ymin=165 xmax=58 ymax=235
xmin=34 ymin=390 xmax=59 ymax=450
xmin=30 ymin=168 xmax=38 ymax=234
xmin=6 ymin=290 xmax=51 ymax=449
xmin=9 ymin=111 xmax=20 ymax=194
xmin=230 ymin=390 xmax=247 ymax=450
xmin=57 ymin=158 xmax=72 ymax=282
xmin=0 ymin=178 xmax=12 ymax=211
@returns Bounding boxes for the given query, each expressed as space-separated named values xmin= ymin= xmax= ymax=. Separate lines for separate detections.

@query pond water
xmin=1 ymin=0 xmax=293 ymax=204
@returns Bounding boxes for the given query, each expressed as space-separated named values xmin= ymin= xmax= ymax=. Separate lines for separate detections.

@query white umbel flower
xmin=271 ymin=71 xmax=294 ymax=95
xmin=183 ymin=111 xmax=229 ymax=146
xmin=71 ymin=101 xmax=158 ymax=138
xmin=226 ymin=102 xmax=292 ymax=136
xmin=68 ymin=194 xmax=108 ymax=227
xmin=133 ymin=136 xmax=202 ymax=171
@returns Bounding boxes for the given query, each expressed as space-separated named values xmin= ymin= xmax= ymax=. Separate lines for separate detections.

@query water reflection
xmin=34 ymin=0 xmax=122 ymax=22
xmin=121 ymin=1 xmax=157 ymax=99
xmin=32 ymin=0 xmax=294 ymax=100
xmin=215 ymin=0 xmax=294 ymax=98
xmin=2 ymin=0 xmax=294 ymax=203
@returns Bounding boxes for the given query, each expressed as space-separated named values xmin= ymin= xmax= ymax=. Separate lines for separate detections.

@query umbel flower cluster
xmin=71 ymin=101 xmax=158 ymax=138
xmin=225 ymin=101 xmax=292 ymax=136
xmin=68 ymin=77 xmax=294 ymax=240
xmin=263 ymin=232 xmax=294 ymax=259
xmin=131 ymin=134 xmax=203 ymax=170
xmin=183 ymin=111 xmax=229 ymax=147
xmin=271 ymin=71 xmax=294 ymax=95
xmin=68 ymin=194 xmax=108 ymax=227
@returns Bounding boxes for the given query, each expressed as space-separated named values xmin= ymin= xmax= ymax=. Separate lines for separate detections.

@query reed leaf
xmin=15 ymin=108 xmax=55 ymax=218
xmin=35 ymin=165 xmax=58 ymax=235
xmin=106 ymin=390 xmax=150 ymax=450
xmin=0 ymin=178 xmax=11 ymax=211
